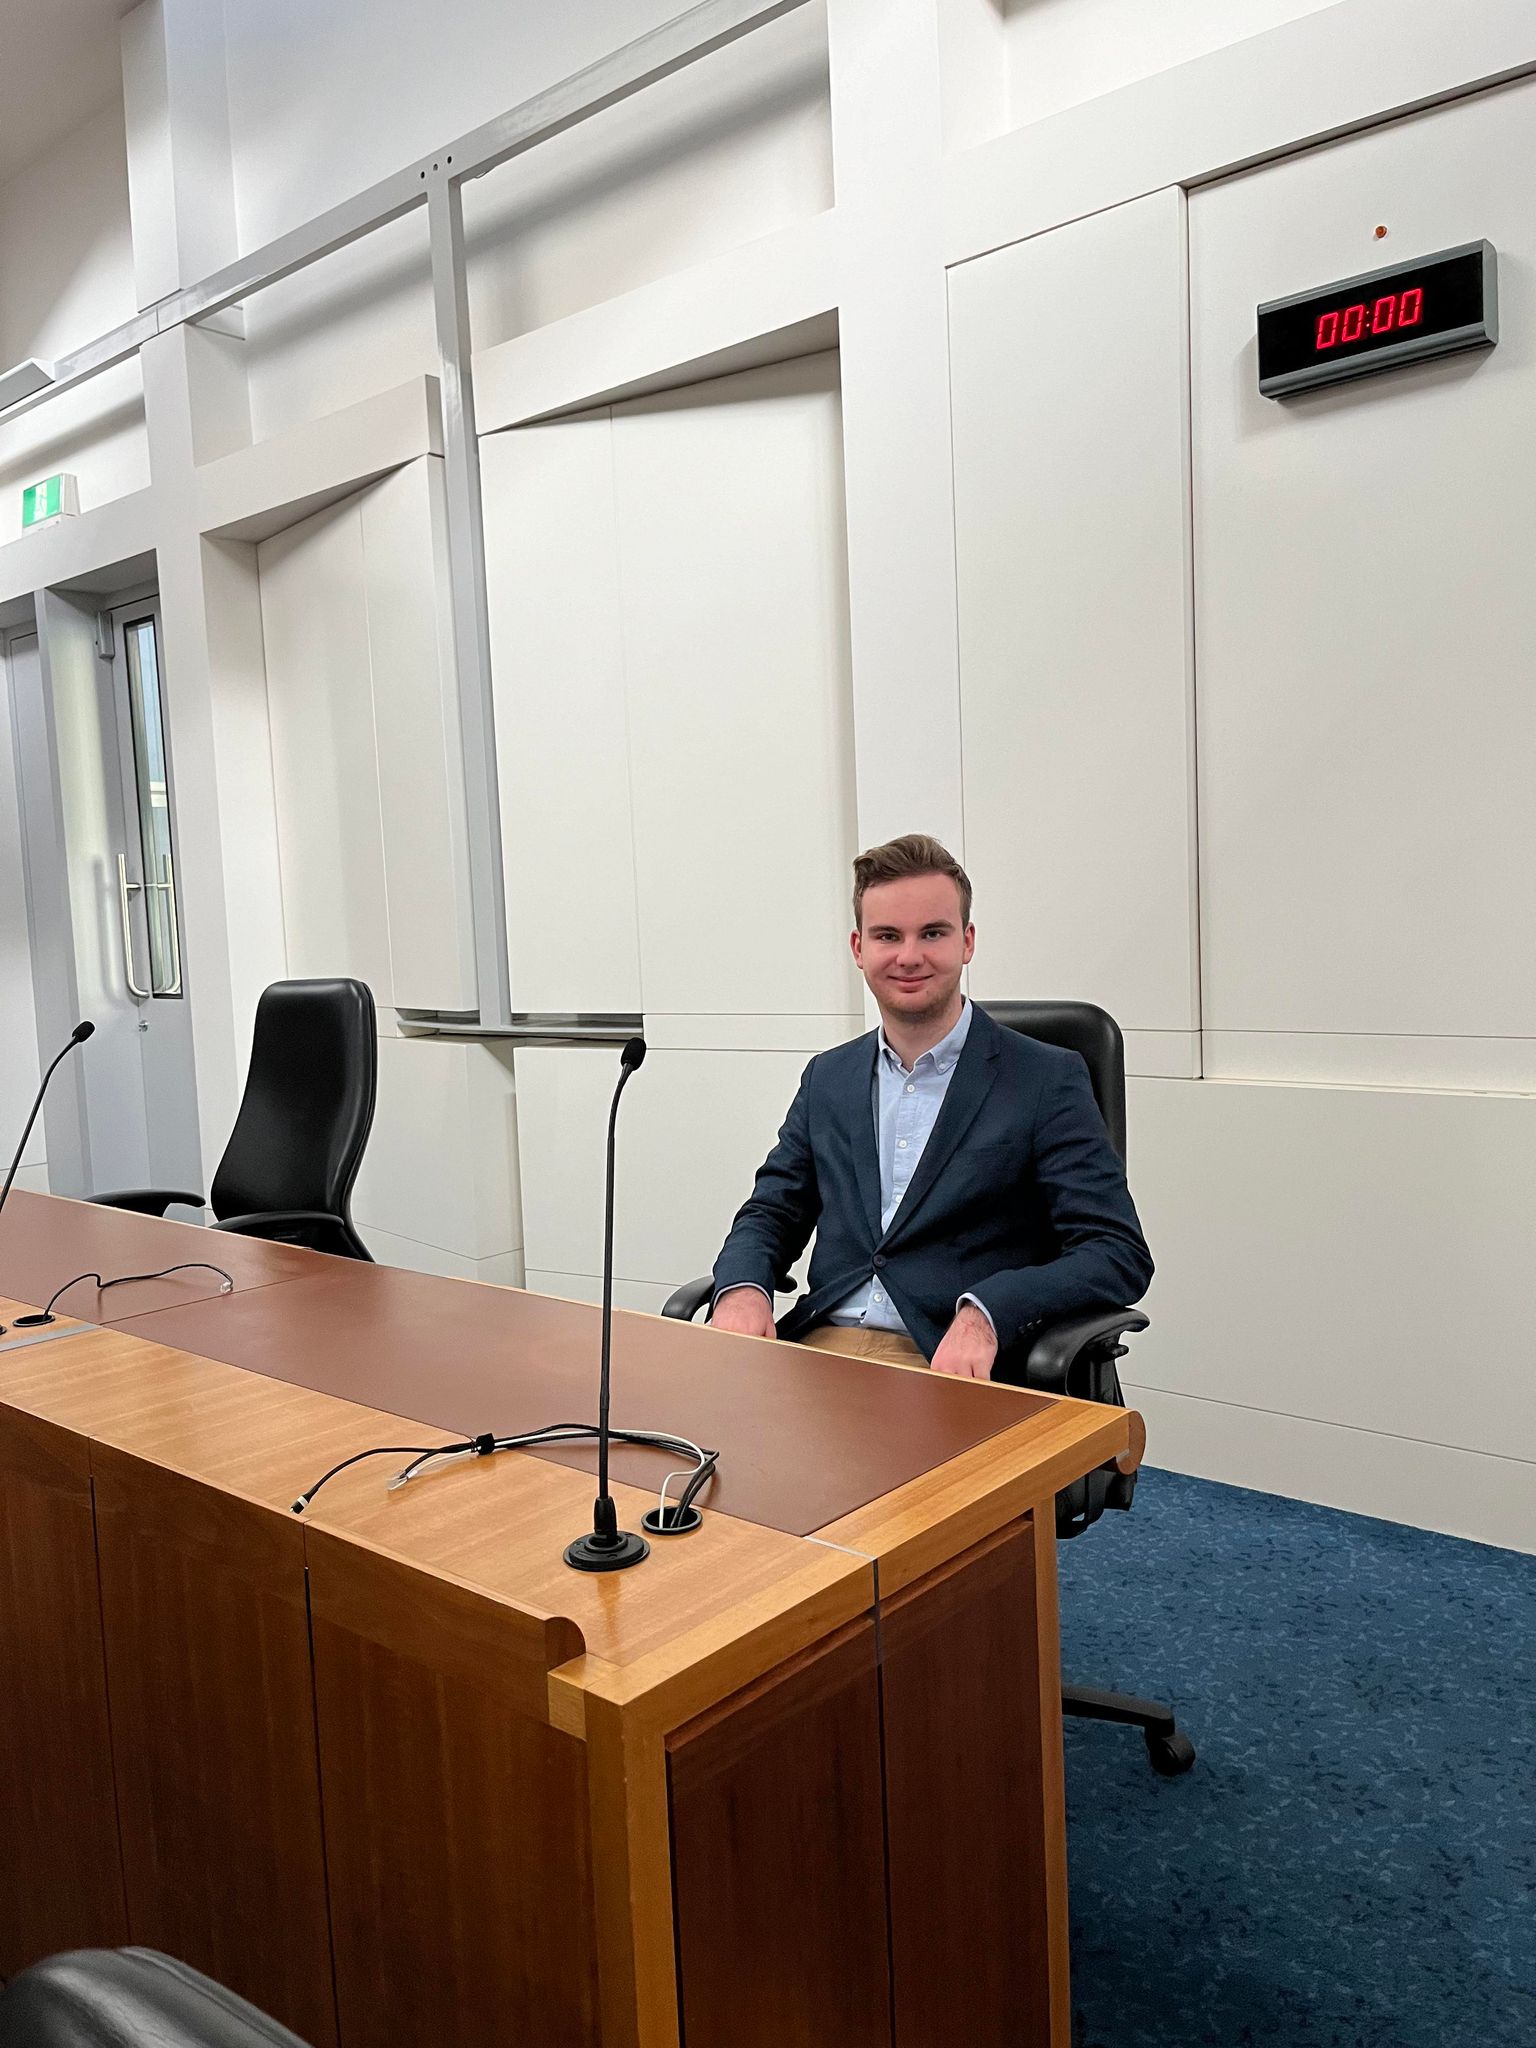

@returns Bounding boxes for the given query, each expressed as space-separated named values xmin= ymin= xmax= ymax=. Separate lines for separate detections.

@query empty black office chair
xmin=0 ymin=1949 xmax=313 ymax=2048
xmin=662 ymin=998 xmax=1195 ymax=1776
xmin=93 ymin=978 xmax=377 ymax=1261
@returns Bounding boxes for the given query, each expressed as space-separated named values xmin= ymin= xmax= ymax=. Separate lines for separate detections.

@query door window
xmin=122 ymin=614 xmax=182 ymax=997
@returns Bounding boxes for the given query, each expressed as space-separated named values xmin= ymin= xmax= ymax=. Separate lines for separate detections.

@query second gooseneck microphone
xmin=0 ymin=1021 xmax=94 ymax=1336
xmin=565 ymin=1035 xmax=651 ymax=1574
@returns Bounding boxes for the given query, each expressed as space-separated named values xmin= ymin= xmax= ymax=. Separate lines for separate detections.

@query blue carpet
xmin=1058 ymin=1468 xmax=1536 ymax=2048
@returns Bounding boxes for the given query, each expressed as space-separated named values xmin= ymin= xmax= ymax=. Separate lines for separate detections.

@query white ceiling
xmin=0 ymin=0 xmax=134 ymax=185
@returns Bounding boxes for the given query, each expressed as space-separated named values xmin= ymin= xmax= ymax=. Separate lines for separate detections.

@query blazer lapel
xmin=839 ymin=1032 xmax=883 ymax=1242
xmin=879 ymin=1008 xmax=1000 ymax=1246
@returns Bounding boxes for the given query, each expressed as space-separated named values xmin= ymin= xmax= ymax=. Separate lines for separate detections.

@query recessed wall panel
xmin=483 ymin=414 xmax=643 ymax=1017
xmin=1190 ymin=81 xmax=1536 ymax=1073
xmin=258 ymin=496 xmax=393 ymax=1001
xmin=614 ymin=352 xmax=860 ymax=1020
xmin=950 ymin=189 xmax=1197 ymax=1041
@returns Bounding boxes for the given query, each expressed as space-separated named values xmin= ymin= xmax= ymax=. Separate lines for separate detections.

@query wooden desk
xmin=0 ymin=1197 xmax=1139 ymax=2048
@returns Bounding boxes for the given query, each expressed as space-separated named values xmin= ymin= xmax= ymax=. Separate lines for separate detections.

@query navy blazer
xmin=712 ymin=1003 xmax=1153 ymax=1369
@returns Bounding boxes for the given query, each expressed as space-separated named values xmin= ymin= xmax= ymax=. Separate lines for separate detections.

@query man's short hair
xmin=852 ymin=834 xmax=973 ymax=929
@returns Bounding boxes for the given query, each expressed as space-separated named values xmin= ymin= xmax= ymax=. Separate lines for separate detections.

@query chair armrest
xmin=1017 ymin=1306 xmax=1149 ymax=1397
xmin=89 ymin=1188 xmax=206 ymax=1217
xmin=662 ymin=1274 xmax=715 ymax=1322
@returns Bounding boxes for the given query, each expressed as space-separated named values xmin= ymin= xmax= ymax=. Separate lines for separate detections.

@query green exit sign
xmin=21 ymin=473 xmax=79 ymax=527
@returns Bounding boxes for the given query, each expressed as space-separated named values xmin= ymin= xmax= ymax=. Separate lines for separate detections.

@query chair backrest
xmin=210 ymin=979 xmax=377 ymax=1225
xmin=976 ymin=1000 xmax=1128 ymax=1162
xmin=0 ymin=1948 xmax=313 ymax=2048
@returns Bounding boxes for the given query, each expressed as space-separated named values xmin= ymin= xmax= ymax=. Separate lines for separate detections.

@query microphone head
xmin=70 ymin=1021 xmax=95 ymax=1044
xmin=620 ymin=1036 xmax=647 ymax=1073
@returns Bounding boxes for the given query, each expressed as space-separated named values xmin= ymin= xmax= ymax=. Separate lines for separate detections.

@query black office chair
xmin=92 ymin=978 xmax=377 ymax=1261
xmin=0 ymin=1949 xmax=313 ymax=2048
xmin=662 ymin=998 xmax=1195 ymax=1776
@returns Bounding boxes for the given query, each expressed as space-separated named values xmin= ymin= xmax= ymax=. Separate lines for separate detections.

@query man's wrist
xmin=956 ymin=1293 xmax=998 ymax=1345
xmin=711 ymin=1283 xmax=773 ymax=1317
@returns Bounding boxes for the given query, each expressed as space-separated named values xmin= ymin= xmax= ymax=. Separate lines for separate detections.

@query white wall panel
xmin=483 ymin=414 xmax=642 ymax=1015
xmin=516 ymin=1044 xmax=815 ymax=1298
xmin=614 ymin=351 xmax=860 ymax=1019
xmin=1000 ymin=0 xmax=1340 ymax=132
xmin=258 ymin=462 xmax=475 ymax=1015
xmin=1126 ymin=1076 xmax=1536 ymax=1472
xmin=951 ymin=189 xmax=1198 ymax=1042
xmin=1130 ymin=1385 xmax=1535 ymax=1555
xmin=1191 ymin=81 xmax=1536 ymax=1074
xmin=258 ymin=495 xmax=393 ymax=999
xmin=352 ymin=1035 xmax=521 ymax=1265
xmin=359 ymin=459 xmax=477 ymax=1012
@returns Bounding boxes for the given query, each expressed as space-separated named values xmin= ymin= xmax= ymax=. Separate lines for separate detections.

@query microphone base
xmin=564 ymin=1527 xmax=650 ymax=1573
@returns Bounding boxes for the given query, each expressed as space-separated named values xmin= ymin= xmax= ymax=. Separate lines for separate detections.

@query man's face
xmin=851 ymin=873 xmax=975 ymax=1026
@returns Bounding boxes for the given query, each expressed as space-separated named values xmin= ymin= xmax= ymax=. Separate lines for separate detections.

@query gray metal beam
xmin=428 ymin=174 xmax=512 ymax=1029
xmin=0 ymin=311 xmax=160 ymax=426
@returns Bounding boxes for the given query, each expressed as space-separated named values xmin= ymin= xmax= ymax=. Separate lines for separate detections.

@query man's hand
xmin=708 ymin=1286 xmax=777 ymax=1340
xmin=931 ymin=1302 xmax=998 ymax=1380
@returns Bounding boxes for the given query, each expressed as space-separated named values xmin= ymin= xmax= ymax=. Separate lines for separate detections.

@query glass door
xmin=107 ymin=597 xmax=202 ymax=1200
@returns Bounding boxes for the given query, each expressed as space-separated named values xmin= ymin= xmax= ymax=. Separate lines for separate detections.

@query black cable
xmin=16 ymin=1261 xmax=235 ymax=1327
xmin=292 ymin=1421 xmax=719 ymax=1524
xmin=290 ymin=1443 xmax=471 ymax=1515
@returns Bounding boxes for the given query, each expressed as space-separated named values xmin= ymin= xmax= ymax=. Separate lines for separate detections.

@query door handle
xmin=116 ymin=853 xmax=150 ymax=1001
xmin=144 ymin=851 xmax=183 ymax=996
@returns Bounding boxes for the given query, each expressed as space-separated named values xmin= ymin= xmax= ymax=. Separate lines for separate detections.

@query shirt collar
xmin=879 ymin=997 xmax=972 ymax=1077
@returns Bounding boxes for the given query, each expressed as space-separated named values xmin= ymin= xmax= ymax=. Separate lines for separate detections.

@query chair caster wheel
xmin=1146 ymin=1729 xmax=1196 ymax=1777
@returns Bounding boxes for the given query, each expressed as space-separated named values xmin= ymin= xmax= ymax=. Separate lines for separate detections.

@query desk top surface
xmin=0 ymin=1191 xmax=322 ymax=1318
xmin=112 ymin=1257 xmax=1049 ymax=1537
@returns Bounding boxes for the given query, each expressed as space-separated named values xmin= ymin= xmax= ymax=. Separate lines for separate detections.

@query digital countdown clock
xmin=1257 ymin=241 xmax=1497 ymax=398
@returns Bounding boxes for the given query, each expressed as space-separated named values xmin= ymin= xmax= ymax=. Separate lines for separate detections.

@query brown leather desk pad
xmin=117 ymin=1259 xmax=1053 ymax=1537
xmin=0 ymin=1191 xmax=331 ymax=1320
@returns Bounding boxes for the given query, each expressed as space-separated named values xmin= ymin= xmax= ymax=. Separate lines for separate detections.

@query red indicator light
xmin=1398 ymin=286 xmax=1424 ymax=327
xmin=1316 ymin=309 xmax=1340 ymax=349
xmin=1341 ymin=303 xmax=1366 ymax=342
xmin=1372 ymin=294 xmax=1397 ymax=333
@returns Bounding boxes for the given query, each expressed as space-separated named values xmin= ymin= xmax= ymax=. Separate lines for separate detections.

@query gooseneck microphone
xmin=565 ymin=1035 xmax=651 ymax=1573
xmin=0 ymin=1021 xmax=95 ymax=1335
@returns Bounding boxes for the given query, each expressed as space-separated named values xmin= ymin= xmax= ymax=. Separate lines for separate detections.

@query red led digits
xmin=1312 ymin=281 xmax=1426 ymax=354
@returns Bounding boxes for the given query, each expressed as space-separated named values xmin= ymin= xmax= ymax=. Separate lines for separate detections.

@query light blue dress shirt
xmin=828 ymin=999 xmax=979 ymax=1333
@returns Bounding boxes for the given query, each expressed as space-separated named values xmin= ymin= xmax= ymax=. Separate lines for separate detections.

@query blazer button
xmin=872 ymin=1253 xmax=887 ymax=1269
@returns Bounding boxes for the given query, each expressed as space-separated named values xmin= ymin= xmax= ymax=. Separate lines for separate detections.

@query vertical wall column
xmin=826 ymin=0 xmax=965 ymax=857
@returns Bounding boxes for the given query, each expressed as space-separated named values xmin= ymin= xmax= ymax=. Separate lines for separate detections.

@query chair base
xmin=1063 ymin=1682 xmax=1197 ymax=1776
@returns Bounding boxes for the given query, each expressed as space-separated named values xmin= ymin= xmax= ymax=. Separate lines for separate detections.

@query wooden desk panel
xmin=117 ymin=1259 xmax=1055 ymax=1536
xmin=667 ymin=1620 xmax=892 ymax=2048
xmin=90 ymin=1445 xmax=339 ymax=2048
xmin=0 ymin=1191 xmax=328 ymax=1320
xmin=308 ymin=1536 xmax=601 ymax=2048
xmin=881 ymin=1518 xmax=1063 ymax=2048
xmin=0 ymin=1403 xmax=128 ymax=1972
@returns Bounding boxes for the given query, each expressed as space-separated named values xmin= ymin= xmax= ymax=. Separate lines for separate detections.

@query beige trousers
xmin=797 ymin=1324 xmax=929 ymax=1370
